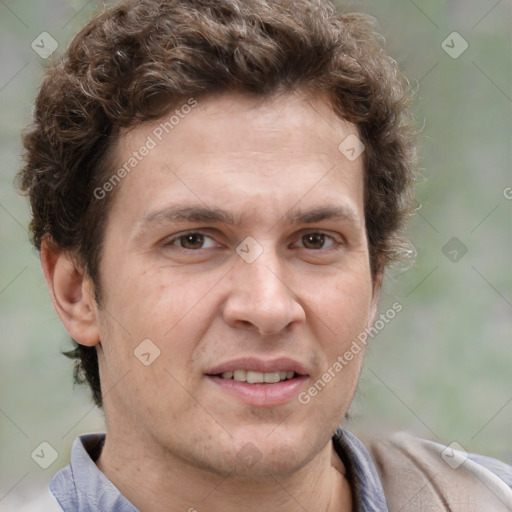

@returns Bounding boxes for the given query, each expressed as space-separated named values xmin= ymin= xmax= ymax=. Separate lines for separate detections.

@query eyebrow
xmin=290 ymin=205 xmax=359 ymax=225
xmin=139 ymin=205 xmax=236 ymax=228
xmin=136 ymin=203 xmax=360 ymax=232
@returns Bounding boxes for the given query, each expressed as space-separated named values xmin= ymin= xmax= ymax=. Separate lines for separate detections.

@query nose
xmin=222 ymin=249 xmax=306 ymax=336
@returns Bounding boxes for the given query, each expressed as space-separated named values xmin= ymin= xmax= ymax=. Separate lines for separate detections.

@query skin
xmin=42 ymin=91 xmax=381 ymax=512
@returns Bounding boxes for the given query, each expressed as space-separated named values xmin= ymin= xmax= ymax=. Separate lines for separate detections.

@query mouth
xmin=205 ymin=357 xmax=309 ymax=406
xmin=215 ymin=370 xmax=297 ymax=384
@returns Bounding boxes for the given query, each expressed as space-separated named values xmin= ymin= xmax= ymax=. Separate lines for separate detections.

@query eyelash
xmin=163 ymin=230 xmax=343 ymax=251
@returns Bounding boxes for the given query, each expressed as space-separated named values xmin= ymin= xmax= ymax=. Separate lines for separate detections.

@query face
xmin=93 ymin=91 xmax=378 ymax=478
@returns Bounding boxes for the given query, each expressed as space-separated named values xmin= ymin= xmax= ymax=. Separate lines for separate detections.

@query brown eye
xmin=301 ymin=233 xmax=327 ymax=249
xmin=163 ymin=231 xmax=219 ymax=254
xmin=175 ymin=233 xmax=206 ymax=250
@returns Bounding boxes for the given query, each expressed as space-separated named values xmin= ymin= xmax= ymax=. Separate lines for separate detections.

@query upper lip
xmin=206 ymin=356 xmax=309 ymax=376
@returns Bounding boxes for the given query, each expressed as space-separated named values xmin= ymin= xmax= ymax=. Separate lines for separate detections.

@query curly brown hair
xmin=18 ymin=0 xmax=417 ymax=408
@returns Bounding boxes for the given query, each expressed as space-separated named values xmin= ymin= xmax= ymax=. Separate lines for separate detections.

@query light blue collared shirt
xmin=49 ymin=429 xmax=512 ymax=511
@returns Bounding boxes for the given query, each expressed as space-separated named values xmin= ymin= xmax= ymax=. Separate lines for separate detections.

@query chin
xmin=214 ymin=425 xmax=327 ymax=480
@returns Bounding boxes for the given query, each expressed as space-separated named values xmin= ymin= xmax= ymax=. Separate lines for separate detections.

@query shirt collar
xmin=333 ymin=428 xmax=389 ymax=512
xmin=51 ymin=429 xmax=388 ymax=511
xmin=50 ymin=433 xmax=139 ymax=511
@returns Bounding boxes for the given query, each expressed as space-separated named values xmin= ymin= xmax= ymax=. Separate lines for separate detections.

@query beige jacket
xmin=366 ymin=433 xmax=512 ymax=511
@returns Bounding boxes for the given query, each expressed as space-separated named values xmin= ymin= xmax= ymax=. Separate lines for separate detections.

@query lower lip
xmin=207 ymin=375 xmax=308 ymax=407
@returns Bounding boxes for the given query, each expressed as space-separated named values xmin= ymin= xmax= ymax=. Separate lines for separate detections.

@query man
xmin=18 ymin=0 xmax=512 ymax=510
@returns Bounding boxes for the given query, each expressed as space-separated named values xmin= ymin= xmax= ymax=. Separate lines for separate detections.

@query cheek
xmin=103 ymin=264 xmax=219 ymax=340
xmin=309 ymin=268 xmax=374 ymax=342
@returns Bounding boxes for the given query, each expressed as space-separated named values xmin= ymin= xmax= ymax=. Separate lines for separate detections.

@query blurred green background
xmin=1 ymin=0 xmax=510 ymax=508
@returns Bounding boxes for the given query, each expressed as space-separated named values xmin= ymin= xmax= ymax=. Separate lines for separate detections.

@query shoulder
xmin=49 ymin=434 xmax=140 ymax=512
xmin=1 ymin=487 xmax=62 ymax=512
xmin=363 ymin=432 xmax=512 ymax=512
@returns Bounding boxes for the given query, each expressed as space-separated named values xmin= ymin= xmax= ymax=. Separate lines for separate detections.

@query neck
xmin=96 ymin=433 xmax=353 ymax=512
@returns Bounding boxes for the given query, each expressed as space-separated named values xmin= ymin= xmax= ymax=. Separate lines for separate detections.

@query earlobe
xmin=40 ymin=237 xmax=100 ymax=347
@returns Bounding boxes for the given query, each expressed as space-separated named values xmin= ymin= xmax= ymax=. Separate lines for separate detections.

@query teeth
xmin=264 ymin=372 xmax=281 ymax=383
xmin=219 ymin=370 xmax=295 ymax=383
xmin=233 ymin=370 xmax=246 ymax=382
xmin=247 ymin=371 xmax=263 ymax=383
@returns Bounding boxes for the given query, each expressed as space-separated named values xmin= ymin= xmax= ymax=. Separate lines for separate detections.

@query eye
xmin=296 ymin=232 xmax=337 ymax=250
xmin=168 ymin=231 xmax=217 ymax=250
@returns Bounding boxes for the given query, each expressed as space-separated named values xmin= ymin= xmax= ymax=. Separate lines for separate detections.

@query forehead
xmin=108 ymin=91 xmax=365 ymax=228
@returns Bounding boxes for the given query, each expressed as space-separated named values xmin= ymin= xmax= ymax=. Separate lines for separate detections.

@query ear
xmin=40 ymin=237 xmax=100 ymax=347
